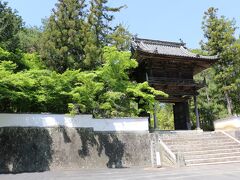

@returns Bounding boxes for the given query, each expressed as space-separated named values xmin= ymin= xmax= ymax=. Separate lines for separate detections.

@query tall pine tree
xmin=108 ymin=24 xmax=132 ymax=51
xmin=0 ymin=1 xmax=23 ymax=52
xmin=82 ymin=0 xmax=125 ymax=69
xmin=41 ymin=0 xmax=126 ymax=71
xmin=201 ymin=7 xmax=240 ymax=115
xmin=40 ymin=0 xmax=86 ymax=73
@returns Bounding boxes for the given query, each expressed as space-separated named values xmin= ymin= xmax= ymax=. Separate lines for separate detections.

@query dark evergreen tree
xmin=108 ymin=24 xmax=132 ymax=51
xmin=40 ymin=0 xmax=127 ymax=71
xmin=0 ymin=1 xmax=23 ymax=52
xmin=201 ymin=7 xmax=240 ymax=115
xmin=40 ymin=0 xmax=87 ymax=73
xmin=18 ymin=26 xmax=42 ymax=53
xmin=82 ymin=0 xmax=125 ymax=69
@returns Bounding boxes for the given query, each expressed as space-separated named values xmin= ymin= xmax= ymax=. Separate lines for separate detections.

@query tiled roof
xmin=131 ymin=38 xmax=218 ymax=60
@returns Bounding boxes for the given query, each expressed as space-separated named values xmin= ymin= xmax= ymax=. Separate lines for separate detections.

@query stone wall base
xmin=0 ymin=127 xmax=151 ymax=173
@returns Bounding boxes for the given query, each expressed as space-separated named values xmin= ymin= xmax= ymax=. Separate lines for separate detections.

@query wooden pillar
xmin=194 ymin=95 xmax=201 ymax=130
xmin=145 ymin=72 xmax=149 ymax=82
xmin=185 ymin=102 xmax=191 ymax=130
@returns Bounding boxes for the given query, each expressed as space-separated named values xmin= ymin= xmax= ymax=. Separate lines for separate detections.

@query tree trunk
xmin=224 ymin=90 xmax=233 ymax=115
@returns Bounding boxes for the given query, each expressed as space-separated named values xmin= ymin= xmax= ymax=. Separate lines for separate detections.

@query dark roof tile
xmin=132 ymin=38 xmax=218 ymax=60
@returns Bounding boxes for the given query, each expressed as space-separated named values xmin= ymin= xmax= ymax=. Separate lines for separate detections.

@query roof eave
xmin=134 ymin=49 xmax=219 ymax=62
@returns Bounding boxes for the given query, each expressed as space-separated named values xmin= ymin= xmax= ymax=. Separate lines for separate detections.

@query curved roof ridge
xmin=134 ymin=37 xmax=185 ymax=47
xmin=132 ymin=37 xmax=219 ymax=60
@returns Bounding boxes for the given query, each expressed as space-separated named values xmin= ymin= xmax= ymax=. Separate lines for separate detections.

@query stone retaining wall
xmin=0 ymin=127 xmax=151 ymax=173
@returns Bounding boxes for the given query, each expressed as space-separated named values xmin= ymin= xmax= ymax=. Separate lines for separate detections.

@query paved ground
xmin=1 ymin=163 xmax=240 ymax=180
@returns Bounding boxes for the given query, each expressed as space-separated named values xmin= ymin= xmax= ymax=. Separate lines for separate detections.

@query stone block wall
xmin=0 ymin=127 xmax=151 ymax=173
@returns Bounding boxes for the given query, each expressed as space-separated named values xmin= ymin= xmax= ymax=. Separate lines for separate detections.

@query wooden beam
xmin=156 ymin=96 xmax=191 ymax=103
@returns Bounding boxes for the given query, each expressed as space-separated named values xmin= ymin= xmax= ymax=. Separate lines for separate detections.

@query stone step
xmin=185 ymin=156 xmax=240 ymax=166
xmin=166 ymin=142 xmax=239 ymax=149
xmin=184 ymin=151 xmax=240 ymax=160
xmin=163 ymin=141 xmax=233 ymax=147
xmin=160 ymin=134 xmax=226 ymax=138
xmin=160 ymin=136 xmax=229 ymax=142
xmin=159 ymin=131 xmax=217 ymax=135
xmin=161 ymin=138 xmax=231 ymax=144
xmin=159 ymin=131 xmax=240 ymax=166
xmin=180 ymin=148 xmax=240 ymax=156
xmin=163 ymin=140 xmax=236 ymax=146
xmin=186 ymin=160 xmax=240 ymax=166
xmin=170 ymin=144 xmax=240 ymax=153
xmin=159 ymin=132 xmax=224 ymax=137
xmin=160 ymin=137 xmax=229 ymax=142
xmin=160 ymin=134 xmax=225 ymax=137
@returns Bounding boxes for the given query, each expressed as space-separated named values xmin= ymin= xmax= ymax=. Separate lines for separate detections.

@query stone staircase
xmin=159 ymin=131 xmax=240 ymax=166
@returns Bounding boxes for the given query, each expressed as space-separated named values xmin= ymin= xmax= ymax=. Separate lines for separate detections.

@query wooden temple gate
xmin=131 ymin=38 xmax=218 ymax=130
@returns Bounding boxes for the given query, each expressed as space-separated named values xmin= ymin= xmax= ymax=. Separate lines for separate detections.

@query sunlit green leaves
xmin=69 ymin=47 xmax=167 ymax=117
xmin=0 ymin=46 xmax=166 ymax=117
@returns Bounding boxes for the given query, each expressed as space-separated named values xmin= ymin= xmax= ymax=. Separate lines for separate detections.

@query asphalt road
xmin=1 ymin=163 xmax=240 ymax=180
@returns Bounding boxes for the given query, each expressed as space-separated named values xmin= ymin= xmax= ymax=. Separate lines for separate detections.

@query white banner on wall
xmin=0 ymin=114 xmax=149 ymax=132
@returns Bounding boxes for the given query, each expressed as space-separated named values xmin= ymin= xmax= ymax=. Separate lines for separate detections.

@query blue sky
xmin=5 ymin=0 xmax=240 ymax=48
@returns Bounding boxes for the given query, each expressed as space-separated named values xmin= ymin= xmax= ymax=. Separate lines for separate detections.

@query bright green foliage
xmin=0 ymin=47 xmax=44 ymax=71
xmin=98 ymin=47 xmax=166 ymax=117
xmin=0 ymin=48 xmax=69 ymax=113
xmin=0 ymin=1 xmax=23 ymax=52
xmin=21 ymin=53 xmax=45 ymax=70
xmin=0 ymin=47 xmax=166 ymax=117
xmin=69 ymin=47 xmax=167 ymax=117
xmin=18 ymin=26 xmax=42 ymax=53
xmin=24 ymin=70 xmax=72 ymax=113
xmin=0 ymin=62 xmax=71 ymax=113
xmin=201 ymin=7 xmax=240 ymax=115
xmin=126 ymin=82 xmax=166 ymax=115
xmin=0 ymin=60 xmax=16 ymax=72
xmin=0 ymin=0 xmax=165 ymax=118
xmin=0 ymin=61 xmax=34 ymax=112
xmin=157 ymin=103 xmax=174 ymax=130
xmin=99 ymin=46 xmax=138 ymax=89
xmin=68 ymin=71 xmax=104 ymax=114
xmin=0 ymin=47 xmax=26 ymax=71
xmin=41 ymin=0 xmax=86 ymax=73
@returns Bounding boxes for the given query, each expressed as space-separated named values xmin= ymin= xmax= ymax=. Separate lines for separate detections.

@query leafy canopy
xmin=0 ymin=46 xmax=166 ymax=117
